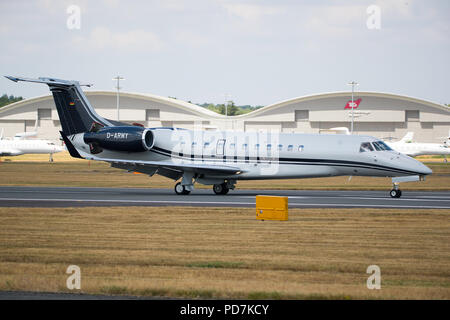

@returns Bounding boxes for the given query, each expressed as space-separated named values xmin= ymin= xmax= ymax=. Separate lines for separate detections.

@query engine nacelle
xmin=83 ymin=126 xmax=154 ymax=153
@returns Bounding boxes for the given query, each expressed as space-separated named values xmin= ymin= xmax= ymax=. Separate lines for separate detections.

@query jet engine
xmin=83 ymin=126 xmax=154 ymax=154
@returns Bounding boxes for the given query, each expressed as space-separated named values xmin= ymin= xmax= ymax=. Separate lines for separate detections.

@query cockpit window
xmin=372 ymin=142 xmax=383 ymax=151
xmin=372 ymin=141 xmax=392 ymax=151
xmin=359 ymin=142 xmax=374 ymax=152
xmin=380 ymin=141 xmax=392 ymax=151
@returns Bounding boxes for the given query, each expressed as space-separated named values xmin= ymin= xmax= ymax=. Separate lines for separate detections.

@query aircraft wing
xmin=86 ymin=154 xmax=243 ymax=176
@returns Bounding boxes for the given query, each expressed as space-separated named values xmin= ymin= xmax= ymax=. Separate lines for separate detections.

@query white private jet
xmin=12 ymin=114 xmax=39 ymax=140
xmin=319 ymin=127 xmax=350 ymax=135
xmin=6 ymin=76 xmax=432 ymax=198
xmin=385 ymin=132 xmax=450 ymax=159
xmin=0 ymin=135 xmax=64 ymax=160
xmin=0 ymin=122 xmax=63 ymax=160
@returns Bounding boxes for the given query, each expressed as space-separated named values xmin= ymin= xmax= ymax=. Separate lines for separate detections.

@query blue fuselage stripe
xmin=149 ymin=146 xmax=420 ymax=176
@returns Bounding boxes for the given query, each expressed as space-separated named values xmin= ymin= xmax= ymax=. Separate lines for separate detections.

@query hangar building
xmin=0 ymin=91 xmax=448 ymax=143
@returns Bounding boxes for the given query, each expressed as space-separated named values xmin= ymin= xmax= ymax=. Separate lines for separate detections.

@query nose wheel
xmin=390 ymin=189 xmax=402 ymax=198
xmin=390 ymin=183 xmax=402 ymax=198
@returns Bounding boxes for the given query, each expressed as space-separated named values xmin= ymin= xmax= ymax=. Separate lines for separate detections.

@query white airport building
xmin=0 ymin=91 xmax=449 ymax=143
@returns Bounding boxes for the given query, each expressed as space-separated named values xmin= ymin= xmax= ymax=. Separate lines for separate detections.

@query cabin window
xmin=359 ymin=142 xmax=374 ymax=152
xmin=229 ymin=143 xmax=236 ymax=149
xmin=203 ymin=142 xmax=210 ymax=148
xmin=242 ymin=143 xmax=248 ymax=150
xmin=277 ymin=144 xmax=283 ymax=151
xmin=298 ymin=145 xmax=304 ymax=152
xmin=287 ymin=145 xmax=293 ymax=152
xmin=255 ymin=144 xmax=260 ymax=150
xmin=267 ymin=144 xmax=272 ymax=151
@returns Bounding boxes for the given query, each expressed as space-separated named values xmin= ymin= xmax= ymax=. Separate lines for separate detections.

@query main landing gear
xmin=213 ymin=183 xmax=230 ymax=195
xmin=174 ymin=178 xmax=235 ymax=195
xmin=390 ymin=183 xmax=402 ymax=198
xmin=174 ymin=182 xmax=191 ymax=195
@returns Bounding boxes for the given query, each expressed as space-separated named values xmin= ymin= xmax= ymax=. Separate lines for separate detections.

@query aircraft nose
xmin=411 ymin=158 xmax=432 ymax=175
xmin=398 ymin=154 xmax=432 ymax=175
xmin=419 ymin=163 xmax=433 ymax=175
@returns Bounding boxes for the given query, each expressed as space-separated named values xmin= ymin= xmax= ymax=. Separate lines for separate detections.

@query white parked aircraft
xmin=385 ymin=132 xmax=450 ymax=158
xmin=0 ymin=118 xmax=63 ymax=159
xmin=6 ymin=76 xmax=432 ymax=198
xmin=319 ymin=127 xmax=350 ymax=135
xmin=13 ymin=131 xmax=38 ymax=139
xmin=13 ymin=114 xmax=39 ymax=140
xmin=0 ymin=135 xmax=64 ymax=159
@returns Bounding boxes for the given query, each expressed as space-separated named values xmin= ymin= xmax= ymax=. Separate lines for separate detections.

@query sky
xmin=0 ymin=0 xmax=449 ymax=106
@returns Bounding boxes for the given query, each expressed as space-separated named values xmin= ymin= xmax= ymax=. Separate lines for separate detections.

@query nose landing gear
xmin=390 ymin=189 xmax=402 ymax=198
xmin=390 ymin=182 xmax=402 ymax=198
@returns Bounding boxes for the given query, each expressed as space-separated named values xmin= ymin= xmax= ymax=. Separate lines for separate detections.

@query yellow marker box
xmin=256 ymin=195 xmax=288 ymax=221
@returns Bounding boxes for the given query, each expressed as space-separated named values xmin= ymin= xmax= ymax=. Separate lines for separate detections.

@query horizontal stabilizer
xmin=5 ymin=76 xmax=92 ymax=87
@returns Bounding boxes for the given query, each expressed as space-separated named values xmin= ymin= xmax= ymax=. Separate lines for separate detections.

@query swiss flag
xmin=344 ymin=98 xmax=362 ymax=109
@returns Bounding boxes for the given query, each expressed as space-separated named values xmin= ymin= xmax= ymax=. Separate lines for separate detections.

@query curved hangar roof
xmin=1 ymin=90 xmax=449 ymax=133
xmin=236 ymin=91 xmax=449 ymax=119
xmin=0 ymin=90 xmax=224 ymax=121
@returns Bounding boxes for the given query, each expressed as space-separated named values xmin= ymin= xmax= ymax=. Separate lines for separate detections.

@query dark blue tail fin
xmin=5 ymin=76 xmax=123 ymax=135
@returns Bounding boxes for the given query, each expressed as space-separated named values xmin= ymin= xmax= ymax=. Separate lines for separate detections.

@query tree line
xmin=199 ymin=102 xmax=263 ymax=116
xmin=0 ymin=94 xmax=23 ymax=108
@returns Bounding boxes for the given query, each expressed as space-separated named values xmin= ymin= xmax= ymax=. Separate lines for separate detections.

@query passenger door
xmin=216 ymin=139 xmax=225 ymax=160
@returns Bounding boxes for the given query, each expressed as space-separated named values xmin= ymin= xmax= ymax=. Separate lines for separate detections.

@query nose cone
xmin=397 ymin=154 xmax=432 ymax=175
xmin=409 ymin=157 xmax=432 ymax=175
xmin=419 ymin=162 xmax=433 ymax=175
xmin=422 ymin=164 xmax=433 ymax=175
xmin=442 ymin=147 xmax=450 ymax=155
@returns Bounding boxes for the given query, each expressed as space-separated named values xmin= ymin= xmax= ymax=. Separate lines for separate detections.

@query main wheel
xmin=390 ymin=189 xmax=402 ymax=198
xmin=175 ymin=182 xmax=190 ymax=195
xmin=213 ymin=183 xmax=229 ymax=195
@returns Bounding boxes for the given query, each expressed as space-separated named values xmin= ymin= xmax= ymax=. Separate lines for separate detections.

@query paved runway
xmin=0 ymin=186 xmax=449 ymax=209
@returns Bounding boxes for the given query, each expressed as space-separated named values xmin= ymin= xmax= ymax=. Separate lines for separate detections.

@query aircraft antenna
xmin=113 ymin=75 xmax=125 ymax=121
xmin=347 ymin=81 xmax=359 ymax=134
